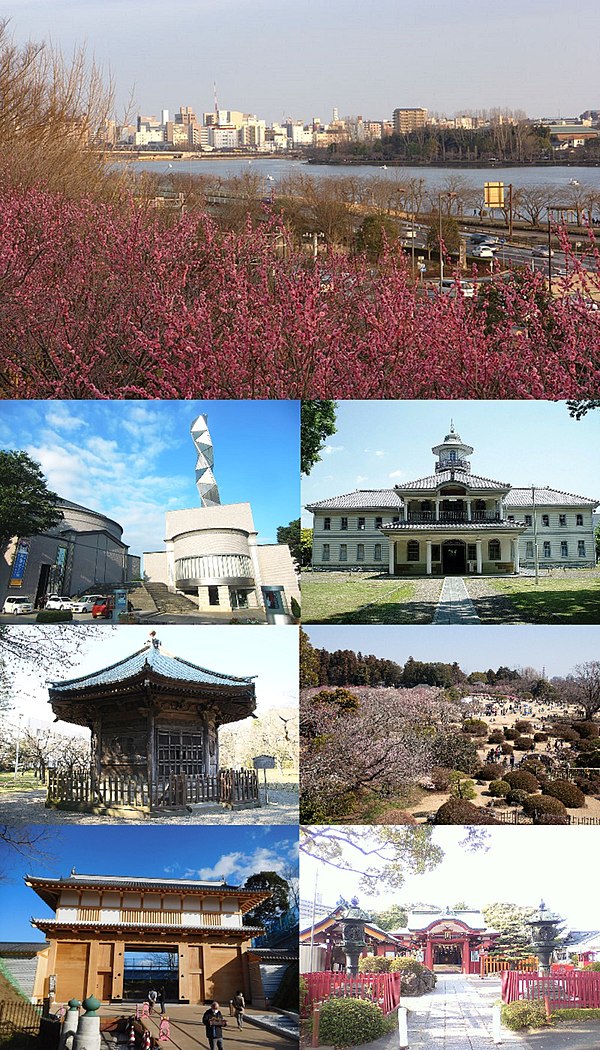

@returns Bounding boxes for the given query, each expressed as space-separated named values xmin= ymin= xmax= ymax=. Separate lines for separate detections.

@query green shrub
xmin=506 ymin=788 xmax=530 ymax=806
xmin=574 ymin=749 xmax=600 ymax=769
xmin=389 ymin=957 xmax=437 ymax=995
xmin=488 ymin=730 xmax=504 ymax=744
xmin=501 ymin=743 xmax=514 ymax=755
xmin=312 ymin=689 xmax=360 ymax=712
xmin=577 ymin=722 xmax=599 ymax=740
xmin=520 ymin=759 xmax=546 ymax=776
xmin=513 ymin=736 xmax=534 ymax=751
xmin=430 ymin=766 xmax=454 ymax=791
xmin=449 ymin=771 xmax=476 ymax=800
xmin=504 ymin=770 xmax=540 ymax=793
xmin=36 ymin=608 xmax=73 ymax=623
xmin=522 ymin=794 xmax=569 ymax=823
xmin=317 ymin=997 xmax=389 ymax=1047
xmin=358 ymin=955 xmax=390 ymax=973
xmin=501 ymin=1000 xmax=549 ymax=1031
xmin=462 ymin=718 xmax=488 ymax=736
xmin=434 ymin=799 xmax=499 ymax=824
xmin=290 ymin=597 xmax=301 ymax=619
xmin=533 ymin=732 xmax=548 ymax=743
xmin=488 ymin=779 xmax=511 ymax=797
xmin=543 ymin=779 xmax=586 ymax=808
xmin=476 ymin=763 xmax=503 ymax=781
xmin=432 ymin=733 xmax=480 ymax=775
xmin=555 ymin=725 xmax=581 ymax=743
xmin=583 ymin=961 xmax=600 ymax=971
xmin=503 ymin=727 xmax=519 ymax=740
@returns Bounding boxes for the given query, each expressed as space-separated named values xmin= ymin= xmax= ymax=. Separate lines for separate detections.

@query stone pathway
xmin=433 ymin=578 xmax=481 ymax=624
xmin=405 ymin=974 xmax=525 ymax=1048
xmin=99 ymin=1005 xmax=297 ymax=1050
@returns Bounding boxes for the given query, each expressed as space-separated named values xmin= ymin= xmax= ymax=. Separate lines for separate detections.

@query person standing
xmin=202 ymin=1002 xmax=226 ymax=1050
xmin=158 ymin=987 xmax=166 ymax=1015
xmin=148 ymin=989 xmax=158 ymax=1015
xmin=232 ymin=991 xmax=245 ymax=1029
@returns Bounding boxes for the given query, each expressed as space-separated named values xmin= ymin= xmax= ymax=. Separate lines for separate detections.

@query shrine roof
xmin=31 ymin=919 xmax=264 ymax=936
xmin=48 ymin=644 xmax=254 ymax=696
xmin=25 ymin=873 xmax=270 ymax=911
xmin=506 ymin=487 xmax=598 ymax=508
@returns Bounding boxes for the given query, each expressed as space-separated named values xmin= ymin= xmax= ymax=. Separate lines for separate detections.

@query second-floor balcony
xmin=405 ymin=512 xmax=502 ymax=524
xmin=62 ymin=907 xmax=240 ymax=927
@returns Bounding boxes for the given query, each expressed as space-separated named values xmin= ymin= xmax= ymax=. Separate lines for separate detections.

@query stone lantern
xmin=340 ymin=897 xmax=370 ymax=976
xmin=527 ymin=900 xmax=562 ymax=975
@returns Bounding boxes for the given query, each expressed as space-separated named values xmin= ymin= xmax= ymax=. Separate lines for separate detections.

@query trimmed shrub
xmin=373 ymin=810 xmax=417 ymax=825
xmin=318 ymin=997 xmax=389 ymax=1047
xmin=522 ymin=794 xmax=569 ymax=824
xmin=501 ymin=743 xmax=514 ymax=755
xmin=503 ymin=728 xmax=519 ymax=740
xmin=520 ymin=759 xmax=546 ymax=777
xmin=501 ymin=1000 xmax=549 ymax=1031
xmin=574 ymin=750 xmax=600 ymax=769
xmin=506 ymin=788 xmax=530 ymax=806
xmin=476 ymin=763 xmax=504 ymax=781
xmin=513 ymin=736 xmax=534 ymax=751
xmin=488 ymin=730 xmax=504 ymax=744
xmin=504 ymin=770 xmax=540 ymax=793
xmin=462 ymin=718 xmax=488 ymax=737
xmin=434 ymin=799 xmax=499 ymax=824
xmin=449 ymin=771 xmax=476 ymax=800
xmin=431 ymin=733 xmax=480 ymax=775
xmin=533 ymin=732 xmax=548 ymax=743
xmin=358 ymin=955 xmax=391 ymax=973
xmin=583 ymin=961 xmax=600 ymax=971
xmin=488 ymin=779 xmax=511 ymax=797
xmin=515 ymin=720 xmax=533 ymax=734
xmin=554 ymin=725 xmax=581 ymax=743
xmin=36 ymin=609 xmax=73 ymax=623
xmin=543 ymin=779 xmax=586 ymax=809
xmin=312 ymin=689 xmax=360 ymax=713
xmin=577 ymin=722 xmax=599 ymax=740
xmin=389 ymin=957 xmax=436 ymax=996
xmin=430 ymin=766 xmax=454 ymax=791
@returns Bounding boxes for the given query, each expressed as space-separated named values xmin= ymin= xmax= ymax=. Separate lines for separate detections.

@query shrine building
xmin=28 ymin=870 xmax=270 ymax=1005
xmin=46 ymin=634 xmax=259 ymax=812
xmin=300 ymin=905 xmax=499 ymax=976
xmin=306 ymin=425 xmax=597 ymax=575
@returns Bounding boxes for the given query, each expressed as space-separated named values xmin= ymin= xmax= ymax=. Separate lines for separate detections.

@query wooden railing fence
xmin=502 ymin=969 xmax=600 ymax=1008
xmin=302 ymin=972 xmax=401 ymax=1016
xmin=47 ymin=769 xmax=259 ymax=810
xmin=0 ymin=1001 xmax=43 ymax=1036
xmin=480 ymin=955 xmax=538 ymax=975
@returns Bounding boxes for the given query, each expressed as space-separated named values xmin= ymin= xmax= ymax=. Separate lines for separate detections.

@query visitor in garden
xmin=158 ymin=987 xmax=166 ymax=1015
xmin=232 ymin=991 xmax=245 ymax=1029
xmin=202 ymin=1002 xmax=226 ymax=1050
xmin=148 ymin=989 xmax=158 ymax=1014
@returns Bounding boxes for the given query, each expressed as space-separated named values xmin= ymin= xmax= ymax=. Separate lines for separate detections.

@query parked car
xmin=92 ymin=596 xmax=114 ymax=619
xmin=44 ymin=595 xmax=73 ymax=610
xmin=440 ymin=279 xmax=475 ymax=298
xmin=2 ymin=596 xmax=35 ymax=615
xmin=70 ymin=594 xmax=105 ymax=613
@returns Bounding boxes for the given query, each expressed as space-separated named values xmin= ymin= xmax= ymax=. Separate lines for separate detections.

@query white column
xmin=435 ymin=499 xmax=440 ymax=521
xmin=426 ymin=541 xmax=432 ymax=575
xmin=388 ymin=541 xmax=395 ymax=575
xmin=466 ymin=499 xmax=472 ymax=521
xmin=514 ymin=539 xmax=520 ymax=573
xmin=476 ymin=540 xmax=483 ymax=574
xmin=499 ymin=500 xmax=505 ymax=521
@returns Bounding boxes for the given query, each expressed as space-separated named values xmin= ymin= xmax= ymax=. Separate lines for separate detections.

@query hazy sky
xmin=300 ymin=827 xmax=600 ymax=930
xmin=0 ymin=400 xmax=299 ymax=557
xmin=301 ymin=400 xmax=599 ymax=525
xmin=0 ymin=825 xmax=298 ymax=941
xmin=2 ymin=624 xmax=299 ymax=734
xmin=4 ymin=0 xmax=599 ymax=123
xmin=304 ymin=624 xmax=600 ymax=678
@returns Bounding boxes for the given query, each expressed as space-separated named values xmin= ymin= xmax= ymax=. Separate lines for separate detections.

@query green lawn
xmin=0 ymin=771 xmax=41 ymax=792
xmin=301 ymin=571 xmax=434 ymax=624
xmin=483 ymin=573 xmax=600 ymax=624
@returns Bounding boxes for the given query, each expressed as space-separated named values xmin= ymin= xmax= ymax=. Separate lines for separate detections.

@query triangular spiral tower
xmin=190 ymin=414 xmax=221 ymax=506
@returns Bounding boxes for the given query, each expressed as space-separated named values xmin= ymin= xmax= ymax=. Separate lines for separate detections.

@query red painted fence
xmin=502 ymin=970 xmax=600 ymax=1009
xmin=303 ymin=972 xmax=402 ymax=1016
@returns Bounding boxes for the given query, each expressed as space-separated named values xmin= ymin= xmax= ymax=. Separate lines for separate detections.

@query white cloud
xmin=322 ymin=445 xmax=344 ymax=456
xmin=356 ymin=475 xmax=369 ymax=484
xmin=189 ymin=846 xmax=294 ymax=884
xmin=45 ymin=405 xmax=89 ymax=431
xmin=389 ymin=470 xmax=406 ymax=479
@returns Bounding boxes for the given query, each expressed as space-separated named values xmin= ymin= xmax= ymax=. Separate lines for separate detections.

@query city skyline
xmin=6 ymin=0 xmax=600 ymax=124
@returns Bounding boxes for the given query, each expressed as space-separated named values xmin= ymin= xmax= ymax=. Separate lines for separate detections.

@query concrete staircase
xmin=143 ymin=582 xmax=199 ymax=614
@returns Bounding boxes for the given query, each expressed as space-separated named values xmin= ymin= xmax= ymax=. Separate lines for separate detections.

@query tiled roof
xmin=48 ymin=645 xmax=254 ymax=694
xmin=396 ymin=471 xmax=510 ymax=491
xmin=506 ymin=487 xmax=598 ymax=508
xmin=32 ymin=919 xmax=264 ymax=934
xmin=381 ymin=522 xmax=525 ymax=532
xmin=305 ymin=489 xmax=403 ymax=511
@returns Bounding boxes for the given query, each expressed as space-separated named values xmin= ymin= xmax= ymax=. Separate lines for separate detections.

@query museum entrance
xmin=433 ymin=943 xmax=463 ymax=972
xmin=442 ymin=540 xmax=466 ymax=575
xmin=123 ymin=948 xmax=179 ymax=1001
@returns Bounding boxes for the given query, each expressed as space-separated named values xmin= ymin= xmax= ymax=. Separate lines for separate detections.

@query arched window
xmin=488 ymin=539 xmax=501 ymax=560
xmin=407 ymin=540 xmax=420 ymax=562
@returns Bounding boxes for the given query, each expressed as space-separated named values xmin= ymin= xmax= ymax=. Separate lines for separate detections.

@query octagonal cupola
xmin=431 ymin=422 xmax=474 ymax=474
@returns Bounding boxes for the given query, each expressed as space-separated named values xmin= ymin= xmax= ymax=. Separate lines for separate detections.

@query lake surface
xmin=123 ymin=156 xmax=600 ymax=193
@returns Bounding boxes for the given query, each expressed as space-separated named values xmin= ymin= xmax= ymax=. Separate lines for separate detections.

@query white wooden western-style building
xmin=306 ymin=426 xmax=597 ymax=576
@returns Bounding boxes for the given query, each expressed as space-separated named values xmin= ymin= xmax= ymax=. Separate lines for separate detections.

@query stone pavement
xmin=434 ymin=578 xmax=481 ymax=624
xmin=403 ymin=973 xmax=525 ymax=1048
xmin=99 ymin=1004 xmax=297 ymax=1050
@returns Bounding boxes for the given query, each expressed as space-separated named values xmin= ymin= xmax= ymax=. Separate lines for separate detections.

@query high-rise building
xmin=392 ymin=107 xmax=428 ymax=134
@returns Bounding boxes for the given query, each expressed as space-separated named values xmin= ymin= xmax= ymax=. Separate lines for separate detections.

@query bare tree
xmin=565 ymin=662 xmax=600 ymax=721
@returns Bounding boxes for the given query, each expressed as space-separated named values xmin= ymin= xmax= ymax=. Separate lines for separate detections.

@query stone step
xmin=144 ymin=582 xmax=199 ymax=613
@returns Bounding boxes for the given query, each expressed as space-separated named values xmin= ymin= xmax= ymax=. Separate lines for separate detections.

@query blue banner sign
xmin=9 ymin=540 xmax=30 ymax=587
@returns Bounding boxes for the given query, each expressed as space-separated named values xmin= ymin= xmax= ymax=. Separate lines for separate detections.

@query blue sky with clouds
xmin=0 ymin=400 xmax=299 ymax=557
xmin=0 ymin=825 xmax=298 ymax=941
xmin=302 ymin=400 xmax=599 ymax=525
xmin=5 ymin=0 xmax=599 ymax=122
